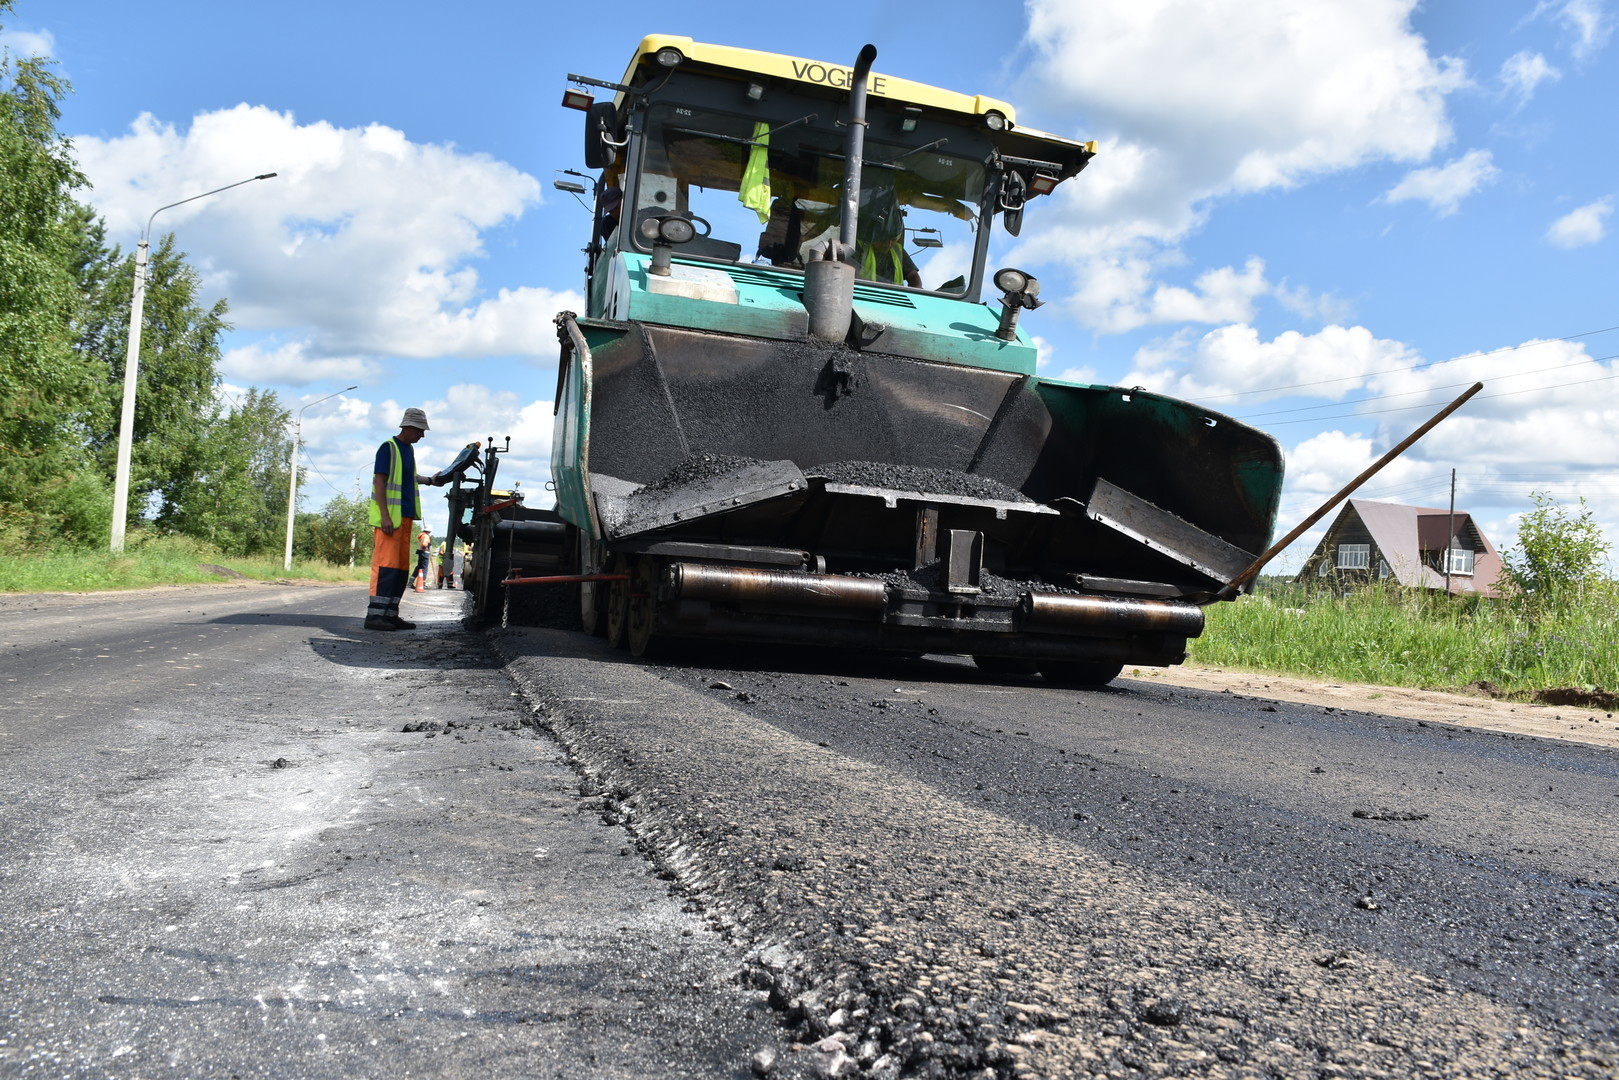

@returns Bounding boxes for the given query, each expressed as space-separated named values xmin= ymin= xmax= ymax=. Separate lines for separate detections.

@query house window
xmin=1337 ymin=543 xmax=1370 ymax=570
xmin=1445 ymin=547 xmax=1474 ymax=575
xmin=1378 ymin=559 xmax=1391 ymax=580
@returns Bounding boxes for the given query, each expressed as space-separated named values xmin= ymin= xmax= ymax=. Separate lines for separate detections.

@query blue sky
xmin=5 ymin=1 xmax=1616 ymax=569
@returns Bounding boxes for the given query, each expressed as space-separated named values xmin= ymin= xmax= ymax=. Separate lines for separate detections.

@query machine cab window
xmin=625 ymin=99 xmax=986 ymax=296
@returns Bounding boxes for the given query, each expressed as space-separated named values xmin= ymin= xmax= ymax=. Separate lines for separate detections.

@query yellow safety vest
xmin=860 ymin=245 xmax=905 ymax=284
xmin=367 ymin=437 xmax=419 ymax=527
xmin=739 ymin=122 xmax=771 ymax=223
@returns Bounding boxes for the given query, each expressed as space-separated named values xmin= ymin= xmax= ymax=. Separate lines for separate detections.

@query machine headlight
xmin=994 ymin=267 xmax=1030 ymax=294
xmin=655 ymin=47 xmax=684 ymax=68
xmin=660 ymin=217 xmax=696 ymax=244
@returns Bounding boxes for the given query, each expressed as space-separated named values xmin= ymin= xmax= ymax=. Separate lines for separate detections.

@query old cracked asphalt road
xmin=5 ymin=582 xmax=1618 ymax=1079
xmin=0 ymin=583 xmax=799 ymax=1080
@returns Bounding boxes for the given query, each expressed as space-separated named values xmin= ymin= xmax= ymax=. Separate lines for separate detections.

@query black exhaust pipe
xmin=837 ymin=44 xmax=878 ymax=255
xmin=805 ymin=44 xmax=877 ymax=342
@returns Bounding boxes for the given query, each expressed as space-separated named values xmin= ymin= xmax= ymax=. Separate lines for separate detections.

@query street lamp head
xmin=255 ymin=173 xmax=278 ymax=180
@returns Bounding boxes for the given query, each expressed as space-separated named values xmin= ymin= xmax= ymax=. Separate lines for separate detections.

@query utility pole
xmin=350 ymin=477 xmax=360 ymax=567
xmin=1444 ymin=468 xmax=1457 ymax=595
xmin=283 ymin=385 xmax=358 ymax=571
xmin=110 ymin=172 xmax=278 ymax=552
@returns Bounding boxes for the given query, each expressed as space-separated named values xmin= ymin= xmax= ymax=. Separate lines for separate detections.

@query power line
xmin=300 ymin=453 xmax=349 ymax=498
xmin=1262 ymin=368 xmax=1619 ymax=426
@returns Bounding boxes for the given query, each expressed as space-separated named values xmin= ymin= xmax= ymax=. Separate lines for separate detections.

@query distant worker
xmin=413 ymin=528 xmax=432 ymax=592
xmin=366 ymin=408 xmax=447 ymax=631
xmin=435 ymin=540 xmax=449 ymax=589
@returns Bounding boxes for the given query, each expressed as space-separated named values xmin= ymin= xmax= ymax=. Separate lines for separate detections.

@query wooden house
xmin=1296 ymin=498 xmax=1503 ymax=596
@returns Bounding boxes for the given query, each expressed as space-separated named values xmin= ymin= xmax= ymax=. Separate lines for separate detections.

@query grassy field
xmin=0 ymin=535 xmax=368 ymax=594
xmin=1192 ymin=581 xmax=1619 ymax=698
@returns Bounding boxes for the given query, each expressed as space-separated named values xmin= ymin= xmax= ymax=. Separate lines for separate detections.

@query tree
xmin=157 ymin=389 xmax=292 ymax=555
xmin=298 ymin=494 xmax=371 ymax=565
xmin=1501 ymin=491 xmax=1610 ymax=610
xmin=1 ymin=6 xmax=277 ymax=555
xmin=0 ymin=22 xmax=100 ymax=547
xmin=75 ymin=228 xmax=232 ymax=525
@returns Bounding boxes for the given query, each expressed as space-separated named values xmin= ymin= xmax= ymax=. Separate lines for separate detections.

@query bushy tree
xmin=298 ymin=494 xmax=371 ymax=565
xmin=157 ymin=389 xmax=292 ymax=555
xmin=3 ymin=8 xmax=305 ymax=559
xmin=1502 ymin=491 xmax=1611 ymax=611
xmin=0 ymin=22 xmax=100 ymax=547
xmin=75 ymin=230 xmax=232 ymax=524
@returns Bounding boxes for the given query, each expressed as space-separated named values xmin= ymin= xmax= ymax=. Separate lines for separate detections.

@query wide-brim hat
xmin=400 ymin=407 xmax=430 ymax=430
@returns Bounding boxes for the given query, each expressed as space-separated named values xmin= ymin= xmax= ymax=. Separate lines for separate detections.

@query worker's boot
xmin=388 ymin=615 xmax=417 ymax=630
xmin=363 ymin=616 xmax=397 ymax=631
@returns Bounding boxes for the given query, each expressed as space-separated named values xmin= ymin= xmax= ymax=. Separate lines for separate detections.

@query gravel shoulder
xmin=1132 ymin=663 xmax=1619 ymax=750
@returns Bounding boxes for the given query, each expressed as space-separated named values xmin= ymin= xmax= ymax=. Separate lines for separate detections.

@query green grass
xmin=0 ymin=534 xmax=368 ymax=593
xmin=1192 ymin=581 xmax=1619 ymax=696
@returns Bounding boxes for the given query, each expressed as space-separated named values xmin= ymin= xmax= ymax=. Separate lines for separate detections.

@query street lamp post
xmin=284 ymin=386 xmax=358 ymax=571
xmin=110 ymin=172 xmax=278 ymax=552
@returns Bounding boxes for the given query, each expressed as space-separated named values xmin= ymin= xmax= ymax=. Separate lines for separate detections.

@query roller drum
xmin=1022 ymin=592 xmax=1205 ymax=637
xmin=668 ymin=562 xmax=887 ymax=612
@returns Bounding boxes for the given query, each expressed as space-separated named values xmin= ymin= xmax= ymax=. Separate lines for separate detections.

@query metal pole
xmin=109 ymin=238 xmax=148 ymax=553
xmin=284 ymin=419 xmax=302 ymax=572
xmin=109 ymin=173 xmax=278 ymax=552
xmin=283 ymin=385 xmax=358 ymax=571
xmin=1217 ymin=381 xmax=1484 ymax=600
xmin=1445 ymin=467 xmax=1456 ymax=595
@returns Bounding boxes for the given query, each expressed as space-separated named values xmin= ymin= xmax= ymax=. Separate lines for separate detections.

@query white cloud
xmin=1368 ymin=338 xmax=1619 ymax=466
xmin=1032 ymin=335 xmax=1056 ymax=372
xmin=0 ymin=27 xmax=54 ymax=57
xmin=1545 ymin=196 xmax=1613 ymax=248
xmin=1064 ymin=254 xmax=1344 ymax=335
xmin=286 ymin=384 xmax=558 ymax=515
xmin=390 ymin=285 xmax=582 ymax=360
xmin=1024 ymin=0 xmax=1462 ymax=194
xmin=221 ymin=341 xmax=380 ymax=386
xmin=1034 ymin=332 xmax=1102 ymax=385
xmin=1120 ymin=322 xmax=1418 ymax=402
xmin=74 ymin=105 xmax=581 ymax=364
xmin=1382 ymin=149 xmax=1500 ymax=217
xmin=411 ymin=384 xmax=556 ymax=495
xmin=1146 ymin=258 xmax=1270 ymax=326
xmin=1050 ymin=366 xmax=1101 ymax=385
xmin=1499 ymin=51 xmax=1561 ymax=104
xmin=1272 ymin=279 xmax=1353 ymax=324
xmin=1288 ymin=430 xmax=1395 ymax=494
xmin=1542 ymin=0 xmax=1614 ymax=60
xmin=1016 ymin=0 xmax=1466 ymax=331
xmin=1265 ymin=335 xmax=1619 ymax=570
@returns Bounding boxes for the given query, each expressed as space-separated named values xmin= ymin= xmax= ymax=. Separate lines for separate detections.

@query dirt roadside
xmin=1129 ymin=662 xmax=1619 ymax=750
